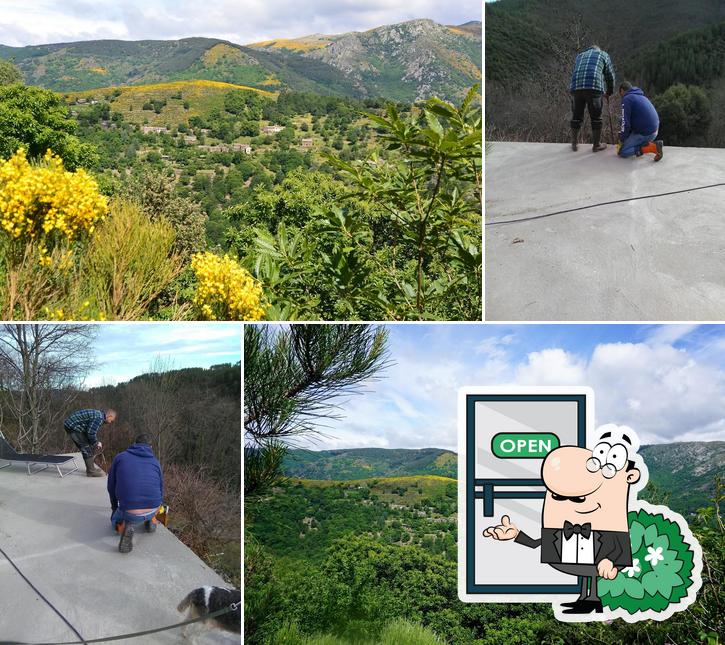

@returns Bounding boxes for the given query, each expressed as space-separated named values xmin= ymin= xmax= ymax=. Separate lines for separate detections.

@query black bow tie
xmin=563 ymin=521 xmax=592 ymax=539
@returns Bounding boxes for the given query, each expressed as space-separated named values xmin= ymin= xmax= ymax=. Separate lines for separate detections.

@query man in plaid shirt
xmin=64 ymin=408 xmax=117 ymax=477
xmin=570 ymin=45 xmax=616 ymax=153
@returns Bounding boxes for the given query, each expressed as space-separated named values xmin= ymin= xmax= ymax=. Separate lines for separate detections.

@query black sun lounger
xmin=0 ymin=431 xmax=78 ymax=478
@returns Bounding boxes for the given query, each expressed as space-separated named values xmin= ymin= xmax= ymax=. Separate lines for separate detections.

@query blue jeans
xmin=111 ymin=508 xmax=157 ymax=530
xmin=619 ymin=131 xmax=657 ymax=157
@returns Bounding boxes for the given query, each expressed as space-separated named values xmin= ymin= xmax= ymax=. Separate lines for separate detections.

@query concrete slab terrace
xmin=0 ymin=453 xmax=238 ymax=644
xmin=485 ymin=142 xmax=725 ymax=320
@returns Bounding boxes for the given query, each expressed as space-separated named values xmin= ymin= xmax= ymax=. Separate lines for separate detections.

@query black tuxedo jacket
xmin=515 ymin=527 xmax=632 ymax=568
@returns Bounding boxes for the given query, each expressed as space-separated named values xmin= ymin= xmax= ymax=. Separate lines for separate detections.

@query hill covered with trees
xmin=246 ymin=472 xmax=723 ymax=643
xmin=283 ymin=447 xmax=457 ymax=479
xmin=282 ymin=443 xmax=723 ymax=515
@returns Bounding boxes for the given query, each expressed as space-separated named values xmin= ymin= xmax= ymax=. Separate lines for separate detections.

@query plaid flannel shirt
xmin=64 ymin=409 xmax=106 ymax=443
xmin=570 ymin=48 xmax=615 ymax=94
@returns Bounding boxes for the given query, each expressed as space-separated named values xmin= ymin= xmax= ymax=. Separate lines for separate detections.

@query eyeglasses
xmin=586 ymin=441 xmax=628 ymax=479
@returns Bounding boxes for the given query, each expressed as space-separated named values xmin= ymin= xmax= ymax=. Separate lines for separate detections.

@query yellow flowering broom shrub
xmin=0 ymin=148 xmax=107 ymax=260
xmin=0 ymin=148 xmax=108 ymax=318
xmin=191 ymin=252 xmax=267 ymax=320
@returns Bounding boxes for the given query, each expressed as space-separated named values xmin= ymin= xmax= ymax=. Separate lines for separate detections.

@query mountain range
xmin=0 ymin=19 xmax=481 ymax=102
xmin=282 ymin=442 xmax=724 ymax=514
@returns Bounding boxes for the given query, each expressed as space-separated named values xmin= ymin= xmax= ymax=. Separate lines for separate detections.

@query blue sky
xmin=294 ymin=324 xmax=725 ymax=450
xmin=0 ymin=1 xmax=480 ymax=47
xmin=83 ymin=323 xmax=241 ymax=388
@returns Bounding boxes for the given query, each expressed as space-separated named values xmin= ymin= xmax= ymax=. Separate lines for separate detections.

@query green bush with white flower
xmin=599 ymin=508 xmax=697 ymax=614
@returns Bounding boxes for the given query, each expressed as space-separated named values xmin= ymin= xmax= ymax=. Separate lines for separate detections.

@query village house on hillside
xmin=198 ymin=143 xmax=253 ymax=154
xmin=183 ymin=135 xmax=198 ymax=144
xmin=300 ymin=138 xmax=314 ymax=148
xmin=141 ymin=125 xmax=169 ymax=135
xmin=262 ymin=124 xmax=284 ymax=134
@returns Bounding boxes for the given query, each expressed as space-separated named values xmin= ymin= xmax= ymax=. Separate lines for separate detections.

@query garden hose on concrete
xmin=485 ymin=182 xmax=725 ymax=227
xmin=0 ymin=543 xmax=235 ymax=644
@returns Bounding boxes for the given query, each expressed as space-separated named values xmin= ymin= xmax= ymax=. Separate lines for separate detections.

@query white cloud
xmin=300 ymin=326 xmax=725 ymax=452
xmin=515 ymin=348 xmax=586 ymax=385
xmin=645 ymin=324 xmax=698 ymax=346
xmin=84 ymin=323 xmax=241 ymax=387
xmin=0 ymin=0 xmax=480 ymax=47
xmin=587 ymin=342 xmax=725 ymax=444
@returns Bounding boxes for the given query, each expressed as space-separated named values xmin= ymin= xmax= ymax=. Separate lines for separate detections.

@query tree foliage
xmin=244 ymin=324 xmax=390 ymax=495
xmin=330 ymin=86 xmax=482 ymax=319
xmin=246 ymin=476 xmax=725 ymax=644
xmin=0 ymin=60 xmax=22 ymax=86
xmin=0 ymin=84 xmax=97 ymax=170
xmin=119 ymin=169 xmax=207 ymax=259
xmin=637 ymin=22 xmax=725 ymax=94
xmin=230 ymin=87 xmax=482 ymax=321
xmin=653 ymin=83 xmax=711 ymax=146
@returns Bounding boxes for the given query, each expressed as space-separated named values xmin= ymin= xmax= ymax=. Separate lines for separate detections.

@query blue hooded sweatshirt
xmin=620 ymin=87 xmax=659 ymax=141
xmin=107 ymin=443 xmax=163 ymax=511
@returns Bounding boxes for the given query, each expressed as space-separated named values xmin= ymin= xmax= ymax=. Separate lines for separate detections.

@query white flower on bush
xmin=644 ymin=546 xmax=664 ymax=567
xmin=622 ymin=558 xmax=641 ymax=577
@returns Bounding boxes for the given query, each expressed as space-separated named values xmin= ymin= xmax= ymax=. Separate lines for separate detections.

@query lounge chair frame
xmin=0 ymin=431 xmax=78 ymax=478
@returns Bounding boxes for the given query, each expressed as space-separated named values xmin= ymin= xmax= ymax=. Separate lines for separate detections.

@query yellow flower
xmin=0 ymin=148 xmax=107 ymax=253
xmin=190 ymin=252 xmax=267 ymax=321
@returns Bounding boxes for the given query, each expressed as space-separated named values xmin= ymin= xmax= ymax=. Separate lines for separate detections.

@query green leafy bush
xmin=599 ymin=507 xmax=697 ymax=615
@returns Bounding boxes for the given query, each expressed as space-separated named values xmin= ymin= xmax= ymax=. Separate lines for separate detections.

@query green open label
xmin=491 ymin=433 xmax=560 ymax=458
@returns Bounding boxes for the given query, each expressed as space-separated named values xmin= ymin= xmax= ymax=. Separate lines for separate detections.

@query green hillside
xmin=632 ymin=22 xmax=725 ymax=93
xmin=0 ymin=19 xmax=480 ymax=103
xmin=283 ymin=443 xmax=722 ymax=514
xmin=0 ymin=37 xmax=226 ymax=91
xmin=245 ymin=464 xmax=723 ymax=643
xmin=282 ymin=447 xmax=457 ymax=479
xmin=64 ymin=79 xmax=275 ymax=126
xmin=249 ymin=475 xmax=457 ymax=562
xmin=639 ymin=441 xmax=724 ymax=514
xmin=486 ymin=0 xmax=725 ymax=83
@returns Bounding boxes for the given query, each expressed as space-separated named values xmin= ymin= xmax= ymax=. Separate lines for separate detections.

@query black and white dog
xmin=177 ymin=586 xmax=241 ymax=637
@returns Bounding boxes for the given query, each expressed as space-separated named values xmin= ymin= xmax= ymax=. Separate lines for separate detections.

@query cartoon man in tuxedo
xmin=483 ymin=427 xmax=641 ymax=615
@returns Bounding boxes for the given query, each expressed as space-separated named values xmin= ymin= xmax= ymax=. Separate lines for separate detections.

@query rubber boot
xmin=641 ymin=140 xmax=663 ymax=162
xmin=119 ymin=522 xmax=135 ymax=553
xmin=144 ymin=517 xmax=158 ymax=533
xmin=571 ymin=128 xmax=579 ymax=151
xmin=592 ymin=129 xmax=607 ymax=152
xmin=83 ymin=455 xmax=104 ymax=477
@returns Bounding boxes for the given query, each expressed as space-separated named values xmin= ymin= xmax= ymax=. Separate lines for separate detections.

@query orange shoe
xmin=640 ymin=140 xmax=663 ymax=161
xmin=115 ymin=521 xmax=125 ymax=535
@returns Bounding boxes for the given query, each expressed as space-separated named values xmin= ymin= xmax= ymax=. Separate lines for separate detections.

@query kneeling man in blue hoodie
xmin=617 ymin=82 xmax=663 ymax=161
xmin=108 ymin=434 xmax=164 ymax=553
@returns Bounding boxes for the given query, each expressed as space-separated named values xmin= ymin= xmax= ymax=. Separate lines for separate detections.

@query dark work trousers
xmin=550 ymin=562 xmax=600 ymax=600
xmin=570 ymin=89 xmax=604 ymax=133
xmin=66 ymin=429 xmax=94 ymax=459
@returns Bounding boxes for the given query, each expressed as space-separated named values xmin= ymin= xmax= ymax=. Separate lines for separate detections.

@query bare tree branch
xmin=0 ymin=324 xmax=97 ymax=452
